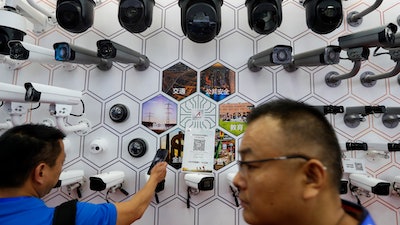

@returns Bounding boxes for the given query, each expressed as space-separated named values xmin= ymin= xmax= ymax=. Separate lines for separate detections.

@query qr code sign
xmin=193 ymin=139 xmax=205 ymax=151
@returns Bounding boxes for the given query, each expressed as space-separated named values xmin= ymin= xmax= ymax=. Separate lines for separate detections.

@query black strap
xmin=52 ymin=199 xmax=78 ymax=225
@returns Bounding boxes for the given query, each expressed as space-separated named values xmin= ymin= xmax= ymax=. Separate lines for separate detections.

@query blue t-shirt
xmin=342 ymin=199 xmax=376 ymax=225
xmin=0 ymin=196 xmax=117 ymax=225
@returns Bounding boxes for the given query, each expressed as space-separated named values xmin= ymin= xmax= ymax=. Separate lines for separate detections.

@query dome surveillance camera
xmin=56 ymin=0 xmax=96 ymax=33
xmin=118 ymin=0 xmax=155 ymax=33
xmin=245 ymin=0 xmax=283 ymax=35
xmin=302 ymin=0 xmax=343 ymax=34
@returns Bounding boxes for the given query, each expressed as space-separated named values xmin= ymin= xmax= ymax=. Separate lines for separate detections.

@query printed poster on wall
xmin=181 ymin=127 xmax=215 ymax=173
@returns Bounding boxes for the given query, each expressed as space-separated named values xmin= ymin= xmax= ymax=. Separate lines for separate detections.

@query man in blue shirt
xmin=0 ymin=124 xmax=167 ymax=225
xmin=232 ymin=99 xmax=376 ymax=225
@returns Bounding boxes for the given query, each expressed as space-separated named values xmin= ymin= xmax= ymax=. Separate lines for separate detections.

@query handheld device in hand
xmin=147 ymin=148 xmax=168 ymax=193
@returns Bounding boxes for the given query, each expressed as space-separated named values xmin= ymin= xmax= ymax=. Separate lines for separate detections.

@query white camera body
xmin=89 ymin=171 xmax=125 ymax=191
xmin=0 ymin=82 xmax=27 ymax=102
xmin=55 ymin=170 xmax=85 ymax=187
xmin=349 ymin=173 xmax=390 ymax=195
xmin=184 ymin=173 xmax=214 ymax=191
xmin=24 ymin=82 xmax=82 ymax=105
xmin=8 ymin=41 xmax=57 ymax=63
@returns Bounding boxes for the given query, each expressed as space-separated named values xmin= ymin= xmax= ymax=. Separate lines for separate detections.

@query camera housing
xmin=56 ymin=0 xmax=96 ymax=33
xmin=54 ymin=170 xmax=85 ymax=188
xmin=8 ymin=41 xmax=56 ymax=63
xmin=349 ymin=173 xmax=390 ymax=196
xmin=0 ymin=82 xmax=27 ymax=103
xmin=0 ymin=10 xmax=26 ymax=55
xmin=248 ymin=45 xmax=292 ymax=72
xmin=89 ymin=171 xmax=125 ymax=191
xmin=24 ymin=82 xmax=82 ymax=105
xmin=245 ymin=0 xmax=283 ymax=35
xmin=284 ymin=45 xmax=341 ymax=72
xmin=184 ymin=173 xmax=214 ymax=191
xmin=118 ymin=0 xmax=155 ymax=33
xmin=302 ymin=0 xmax=343 ymax=34
xmin=179 ymin=0 xmax=223 ymax=43
xmin=54 ymin=42 xmax=112 ymax=71
xmin=97 ymin=39 xmax=150 ymax=71
xmin=338 ymin=23 xmax=398 ymax=50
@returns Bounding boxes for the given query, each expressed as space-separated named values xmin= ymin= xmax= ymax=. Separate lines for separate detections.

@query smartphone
xmin=147 ymin=148 xmax=168 ymax=193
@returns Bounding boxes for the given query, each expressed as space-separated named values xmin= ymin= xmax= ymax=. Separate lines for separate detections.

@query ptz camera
xmin=302 ymin=0 xmax=343 ymax=34
xmin=118 ymin=0 xmax=155 ymax=33
xmin=56 ymin=0 xmax=96 ymax=33
xmin=0 ymin=10 xmax=26 ymax=55
xmin=245 ymin=0 xmax=283 ymax=35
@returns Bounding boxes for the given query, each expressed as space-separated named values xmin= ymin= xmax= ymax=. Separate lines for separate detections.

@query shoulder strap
xmin=52 ymin=199 xmax=78 ymax=225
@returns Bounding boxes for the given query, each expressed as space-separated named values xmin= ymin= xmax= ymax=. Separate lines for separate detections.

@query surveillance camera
xmin=302 ymin=0 xmax=343 ymax=34
xmin=179 ymin=0 xmax=223 ymax=43
xmin=56 ymin=0 xmax=96 ymax=33
xmin=54 ymin=42 xmax=112 ymax=71
xmin=0 ymin=10 xmax=27 ymax=55
xmin=349 ymin=173 xmax=390 ymax=196
xmin=0 ymin=82 xmax=27 ymax=102
xmin=344 ymin=106 xmax=386 ymax=128
xmin=96 ymin=39 xmax=150 ymax=71
xmin=284 ymin=45 xmax=341 ymax=72
xmin=184 ymin=173 xmax=214 ymax=191
xmin=54 ymin=170 xmax=85 ymax=188
xmin=393 ymin=175 xmax=400 ymax=196
xmin=24 ymin=82 xmax=82 ymax=105
xmin=118 ymin=0 xmax=155 ymax=33
xmin=245 ymin=0 xmax=283 ymax=35
xmin=89 ymin=171 xmax=125 ymax=191
xmin=247 ymin=45 xmax=292 ymax=72
xmin=8 ymin=41 xmax=58 ymax=64
xmin=339 ymin=23 xmax=398 ymax=50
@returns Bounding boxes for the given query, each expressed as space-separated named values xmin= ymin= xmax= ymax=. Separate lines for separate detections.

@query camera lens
xmin=57 ymin=2 xmax=81 ymax=29
xmin=250 ymin=1 xmax=282 ymax=35
xmin=9 ymin=42 xmax=29 ymax=60
xmin=56 ymin=0 xmax=95 ymax=33
xmin=54 ymin=43 xmax=73 ymax=61
xmin=119 ymin=0 xmax=144 ymax=23
xmin=97 ymin=41 xmax=116 ymax=58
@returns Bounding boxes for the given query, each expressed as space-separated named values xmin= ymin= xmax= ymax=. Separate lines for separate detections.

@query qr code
xmin=355 ymin=163 xmax=363 ymax=171
xmin=193 ymin=139 xmax=205 ymax=151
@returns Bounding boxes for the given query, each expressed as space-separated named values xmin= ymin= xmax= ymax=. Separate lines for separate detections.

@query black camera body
xmin=56 ymin=0 xmax=96 ymax=33
xmin=303 ymin=0 xmax=343 ymax=34
xmin=245 ymin=0 xmax=283 ymax=35
xmin=179 ymin=0 xmax=223 ymax=43
xmin=118 ymin=0 xmax=155 ymax=33
xmin=0 ymin=26 xmax=25 ymax=55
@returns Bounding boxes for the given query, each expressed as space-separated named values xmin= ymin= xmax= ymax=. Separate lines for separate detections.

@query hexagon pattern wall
xmin=1 ymin=0 xmax=400 ymax=225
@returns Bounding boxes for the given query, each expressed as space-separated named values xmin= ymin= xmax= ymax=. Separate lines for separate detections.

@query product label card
xmin=342 ymin=158 xmax=366 ymax=174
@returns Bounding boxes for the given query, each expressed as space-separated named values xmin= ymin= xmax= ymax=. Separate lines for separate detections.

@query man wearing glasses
xmin=233 ymin=99 xmax=375 ymax=225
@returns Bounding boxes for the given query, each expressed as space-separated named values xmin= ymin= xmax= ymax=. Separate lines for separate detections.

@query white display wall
xmin=1 ymin=0 xmax=400 ymax=224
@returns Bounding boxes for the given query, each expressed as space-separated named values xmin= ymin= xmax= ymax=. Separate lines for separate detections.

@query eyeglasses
xmin=237 ymin=154 xmax=311 ymax=176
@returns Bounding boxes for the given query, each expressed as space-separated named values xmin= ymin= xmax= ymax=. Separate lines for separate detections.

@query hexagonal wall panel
xmin=162 ymin=62 xmax=197 ymax=101
xmin=125 ymin=65 xmax=160 ymax=101
xmin=198 ymin=199 xmax=236 ymax=225
xmin=104 ymin=94 xmax=140 ymax=133
xmin=214 ymin=129 xmax=236 ymax=170
xmin=182 ymin=39 xmax=217 ymax=69
xmin=145 ymin=31 xmax=179 ymax=68
xmin=88 ymin=66 xmax=123 ymax=100
xmin=160 ymin=128 xmax=185 ymax=169
xmin=238 ymin=67 xmax=274 ymax=103
xmin=200 ymin=63 xmax=235 ymax=102
xmin=93 ymin=1 xmax=123 ymax=36
xmin=276 ymin=68 xmax=312 ymax=100
xmin=180 ymin=94 xmax=217 ymax=129
xmin=83 ymin=127 xmax=119 ymax=167
xmin=219 ymin=96 xmax=253 ymax=136
xmin=220 ymin=32 xmax=253 ymax=69
xmin=142 ymin=94 xmax=177 ymax=134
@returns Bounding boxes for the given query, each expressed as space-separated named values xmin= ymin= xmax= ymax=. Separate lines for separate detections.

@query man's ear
xmin=302 ymin=159 xmax=327 ymax=199
xmin=33 ymin=163 xmax=47 ymax=185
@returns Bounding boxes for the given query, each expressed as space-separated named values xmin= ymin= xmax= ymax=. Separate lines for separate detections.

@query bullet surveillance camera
xmin=0 ymin=10 xmax=27 ymax=55
xmin=284 ymin=45 xmax=341 ymax=72
xmin=0 ymin=82 xmax=27 ymax=102
xmin=8 ymin=41 xmax=61 ymax=65
xmin=184 ymin=173 xmax=214 ymax=191
xmin=247 ymin=45 xmax=292 ymax=72
xmin=349 ymin=173 xmax=390 ymax=196
xmin=54 ymin=170 xmax=85 ymax=188
xmin=302 ymin=0 xmax=343 ymax=34
xmin=245 ymin=0 xmax=283 ymax=35
xmin=54 ymin=42 xmax=112 ymax=71
xmin=89 ymin=171 xmax=125 ymax=191
xmin=24 ymin=82 xmax=82 ymax=105
xmin=344 ymin=105 xmax=386 ymax=128
xmin=179 ymin=0 xmax=223 ymax=43
xmin=118 ymin=0 xmax=155 ymax=33
xmin=96 ymin=39 xmax=150 ymax=71
xmin=339 ymin=23 xmax=398 ymax=50
xmin=56 ymin=0 xmax=96 ymax=33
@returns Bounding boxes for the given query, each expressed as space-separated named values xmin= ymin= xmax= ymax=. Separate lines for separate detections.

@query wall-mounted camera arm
xmin=382 ymin=107 xmax=400 ymax=128
xmin=0 ymin=82 xmax=29 ymax=128
xmin=5 ymin=0 xmax=56 ymax=33
xmin=284 ymin=45 xmax=341 ymax=72
xmin=344 ymin=105 xmax=386 ymax=128
xmin=347 ymin=0 xmax=383 ymax=27
xmin=0 ymin=54 xmax=24 ymax=70
xmin=96 ymin=39 xmax=150 ymax=71
xmin=54 ymin=42 xmax=112 ymax=71
xmin=360 ymin=47 xmax=400 ymax=87
xmin=248 ymin=45 xmax=292 ymax=72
